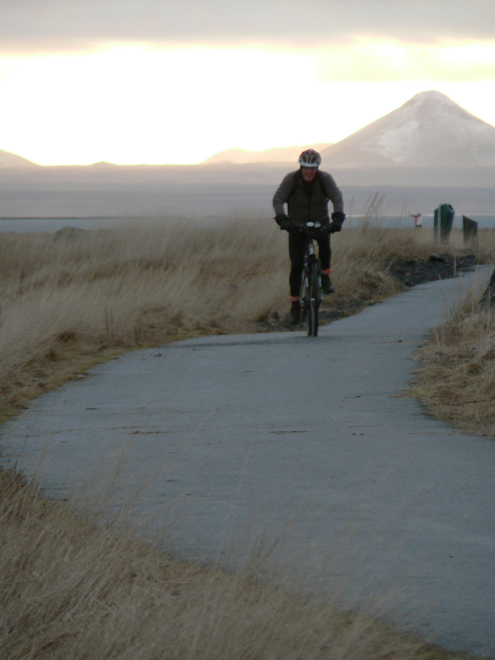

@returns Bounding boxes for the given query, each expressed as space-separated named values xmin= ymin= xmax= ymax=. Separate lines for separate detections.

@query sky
xmin=1 ymin=0 xmax=495 ymax=165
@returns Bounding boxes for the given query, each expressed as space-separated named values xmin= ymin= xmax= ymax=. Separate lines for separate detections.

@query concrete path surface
xmin=2 ymin=267 xmax=495 ymax=656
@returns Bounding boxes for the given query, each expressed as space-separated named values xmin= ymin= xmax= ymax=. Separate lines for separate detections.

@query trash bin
xmin=434 ymin=204 xmax=455 ymax=244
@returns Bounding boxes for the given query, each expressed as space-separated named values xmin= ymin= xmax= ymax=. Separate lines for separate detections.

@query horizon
xmin=1 ymin=1 xmax=495 ymax=166
xmin=4 ymin=89 xmax=495 ymax=169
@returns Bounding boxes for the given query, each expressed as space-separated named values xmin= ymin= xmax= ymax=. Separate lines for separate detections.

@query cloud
xmin=1 ymin=0 xmax=495 ymax=52
xmin=314 ymin=40 xmax=495 ymax=82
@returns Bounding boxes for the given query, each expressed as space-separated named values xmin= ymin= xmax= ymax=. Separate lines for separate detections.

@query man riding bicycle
xmin=273 ymin=148 xmax=346 ymax=325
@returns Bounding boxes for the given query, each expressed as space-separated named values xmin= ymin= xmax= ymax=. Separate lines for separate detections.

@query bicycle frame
xmin=299 ymin=222 xmax=323 ymax=337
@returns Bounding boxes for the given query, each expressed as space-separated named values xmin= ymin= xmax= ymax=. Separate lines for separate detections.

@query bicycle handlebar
xmin=290 ymin=221 xmax=329 ymax=234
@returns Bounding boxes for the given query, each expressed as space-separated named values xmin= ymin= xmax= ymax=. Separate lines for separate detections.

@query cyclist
xmin=273 ymin=148 xmax=345 ymax=324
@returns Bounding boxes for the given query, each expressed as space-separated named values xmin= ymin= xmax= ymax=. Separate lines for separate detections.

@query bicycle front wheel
xmin=307 ymin=263 xmax=321 ymax=337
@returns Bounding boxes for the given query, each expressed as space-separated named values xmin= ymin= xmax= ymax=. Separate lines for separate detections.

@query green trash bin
xmin=434 ymin=204 xmax=455 ymax=244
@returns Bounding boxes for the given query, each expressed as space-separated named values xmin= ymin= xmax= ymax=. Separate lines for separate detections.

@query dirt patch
xmin=386 ymin=253 xmax=481 ymax=287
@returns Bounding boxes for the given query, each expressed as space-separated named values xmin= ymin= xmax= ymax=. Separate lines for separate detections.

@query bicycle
xmin=298 ymin=221 xmax=323 ymax=337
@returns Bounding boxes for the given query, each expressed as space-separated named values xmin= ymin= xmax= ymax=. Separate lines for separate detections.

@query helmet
xmin=299 ymin=149 xmax=321 ymax=168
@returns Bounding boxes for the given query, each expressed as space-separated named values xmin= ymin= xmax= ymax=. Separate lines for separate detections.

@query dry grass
xmin=411 ymin=285 xmax=495 ymax=438
xmin=0 ymin=217 xmax=469 ymax=421
xmin=0 ymin=218 xmax=287 ymax=419
xmin=2 ymin=217 xmax=494 ymax=659
xmin=0 ymin=470 xmax=473 ymax=660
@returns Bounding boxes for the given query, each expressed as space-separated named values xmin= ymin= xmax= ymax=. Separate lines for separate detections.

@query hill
xmin=320 ymin=91 xmax=495 ymax=168
xmin=204 ymin=144 xmax=332 ymax=165
xmin=0 ymin=149 xmax=39 ymax=168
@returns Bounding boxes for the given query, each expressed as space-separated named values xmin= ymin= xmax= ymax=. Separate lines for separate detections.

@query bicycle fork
xmin=304 ymin=242 xmax=321 ymax=303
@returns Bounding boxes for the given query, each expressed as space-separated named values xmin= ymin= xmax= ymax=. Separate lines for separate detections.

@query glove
xmin=330 ymin=211 xmax=345 ymax=233
xmin=274 ymin=214 xmax=292 ymax=232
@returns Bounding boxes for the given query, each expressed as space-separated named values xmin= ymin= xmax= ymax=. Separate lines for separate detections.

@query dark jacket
xmin=272 ymin=170 xmax=344 ymax=227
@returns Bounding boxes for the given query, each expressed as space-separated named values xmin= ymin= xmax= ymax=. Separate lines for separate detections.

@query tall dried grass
xmin=0 ymin=217 xmax=470 ymax=419
xmin=0 ymin=219 xmax=288 ymax=416
xmin=412 ymin=286 xmax=495 ymax=438
xmin=0 ymin=470 xmax=466 ymax=660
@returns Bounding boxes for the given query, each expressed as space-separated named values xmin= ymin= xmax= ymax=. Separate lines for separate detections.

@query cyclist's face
xmin=302 ymin=167 xmax=318 ymax=182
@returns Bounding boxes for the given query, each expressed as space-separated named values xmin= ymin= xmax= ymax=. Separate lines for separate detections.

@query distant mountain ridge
xmin=320 ymin=91 xmax=495 ymax=168
xmin=203 ymin=91 xmax=495 ymax=169
xmin=0 ymin=149 xmax=38 ymax=168
xmin=203 ymin=143 xmax=332 ymax=165
xmin=2 ymin=91 xmax=495 ymax=171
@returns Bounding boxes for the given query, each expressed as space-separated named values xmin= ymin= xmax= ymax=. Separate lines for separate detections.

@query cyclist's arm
xmin=320 ymin=171 xmax=344 ymax=214
xmin=273 ymin=172 xmax=296 ymax=216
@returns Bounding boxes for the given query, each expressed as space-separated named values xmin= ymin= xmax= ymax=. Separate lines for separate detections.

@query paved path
xmin=3 ymin=268 xmax=495 ymax=656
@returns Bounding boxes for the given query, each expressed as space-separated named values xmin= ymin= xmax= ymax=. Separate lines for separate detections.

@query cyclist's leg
xmin=317 ymin=233 xmax=335 ymax=294
xmin=287 ymin=232 xmax=306 ymax=324
xmin=288 ymin=232 xmax=306 ymax=298
xmin=317 ymin=233 xmax=331 ymax=271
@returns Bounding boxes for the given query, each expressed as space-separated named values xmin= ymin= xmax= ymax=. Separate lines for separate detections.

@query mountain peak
xmin=321 ymin=90 xmax=495 ymax=168
xmin=408 ymin=90 xmax=455 ymax=105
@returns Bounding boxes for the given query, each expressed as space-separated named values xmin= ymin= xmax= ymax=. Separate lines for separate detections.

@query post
xmin=480 ymin=269 xmax=495 ymax=309
xmin=463 ymin=215 xmax=478 ymax=249
xmin=410 ymin=213 xmax=423 ymax=228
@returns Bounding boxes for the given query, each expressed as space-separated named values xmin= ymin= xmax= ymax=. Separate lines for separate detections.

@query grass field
xmin=0 ymin=217 xmax=463 ymax=422
xmin=1 ymin=217 xmax=494 ymax=659
xmin=411 ymin=280 xmax=495 ymax=438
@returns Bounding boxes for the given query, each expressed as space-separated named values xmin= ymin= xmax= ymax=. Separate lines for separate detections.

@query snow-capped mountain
xmin=321 ymin=91 xmax=495 ymax=168
xmin=0 ymin=149 xmax=38 ymax=168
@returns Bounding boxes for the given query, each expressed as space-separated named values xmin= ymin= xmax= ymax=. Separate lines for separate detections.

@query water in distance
xmin=1 ymin=215 xmax=495 ymax=233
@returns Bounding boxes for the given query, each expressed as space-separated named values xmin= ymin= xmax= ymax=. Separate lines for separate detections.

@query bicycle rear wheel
xmin=307 ymin=263 xmax=321 ymax=337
